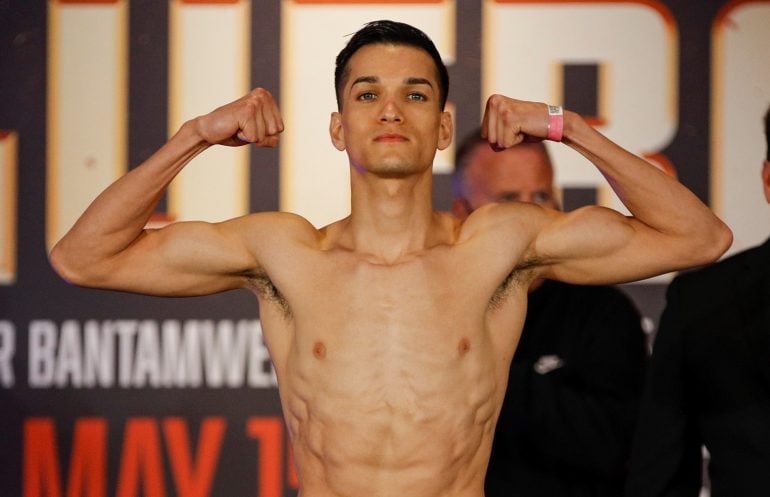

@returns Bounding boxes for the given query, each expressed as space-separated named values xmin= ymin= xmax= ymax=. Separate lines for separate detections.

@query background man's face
xmin=456 ymin=144 xmax=558 ymax=216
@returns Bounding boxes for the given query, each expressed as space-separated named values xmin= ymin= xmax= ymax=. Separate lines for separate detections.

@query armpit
xmin=249 ymin=271 xmax=292 ymax=318
xmin=489 ymin=255 xmax=541 ymax=310
xmin=489 ymin=268 xmax=522 ymax=309
xmin=515 ymin=255 xmax=541 ymax=273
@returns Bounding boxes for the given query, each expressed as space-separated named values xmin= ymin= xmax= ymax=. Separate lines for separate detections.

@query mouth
xmin=374 ymin=133 xmax=408 ymax=143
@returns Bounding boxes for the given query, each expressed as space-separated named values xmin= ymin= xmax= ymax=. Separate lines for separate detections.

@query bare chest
xmin=297 ymin=254 xmax=485 ymax=333
xmin=257 ymin=246 xmax=527 ymax=380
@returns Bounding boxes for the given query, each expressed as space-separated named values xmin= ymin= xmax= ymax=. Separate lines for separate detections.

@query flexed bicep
xmin=534 ymin=205 xmax=688 ymax=285
xmin=67 ymin=216 xmax=262 ymax=297
xmin=476 ymin=92 xmax=730 ymax=282
xmin=49 ymin=87 xmax=288 ymax=295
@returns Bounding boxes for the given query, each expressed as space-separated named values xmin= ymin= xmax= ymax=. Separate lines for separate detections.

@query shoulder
xmin=224 ymin=211 xmax=320 ymax=241
xmin=214 ymin=211 xmax=324 ymax=265
xmin=456 ymin=202 xmax=556 ymax=275
xmin=457 ymin=202 xmax=554 ymax=244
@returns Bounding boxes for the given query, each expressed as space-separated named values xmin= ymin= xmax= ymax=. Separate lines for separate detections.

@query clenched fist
xmin=481 ymin=94 xmax=555 ymax=150
xmin=194 ymin=87 xmax=284 ymax=148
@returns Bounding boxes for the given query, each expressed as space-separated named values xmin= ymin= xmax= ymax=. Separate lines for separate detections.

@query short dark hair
xmin=764 ymin=104 xmax=770 ymax=161
xmin=451 ymin=128 xmax=553 ymax=199
xmin=334 ymin=20 xmax=449 ymax=111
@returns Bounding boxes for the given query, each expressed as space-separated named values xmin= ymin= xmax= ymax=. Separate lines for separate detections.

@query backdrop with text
xmin=1 ymin=1 xmax=769 ymax=496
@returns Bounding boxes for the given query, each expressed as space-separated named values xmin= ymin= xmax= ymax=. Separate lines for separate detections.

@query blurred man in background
xmin=453 ymin=133 xmax=647 ymax=496
xmin=625 ymin=106 xmax=770 ymax=497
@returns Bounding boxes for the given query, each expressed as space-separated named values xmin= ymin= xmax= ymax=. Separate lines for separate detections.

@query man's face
xmin=455 ymin=144 xmax=558 ymax=217
xmin=329 ymin=43 xmax=452 ymax=178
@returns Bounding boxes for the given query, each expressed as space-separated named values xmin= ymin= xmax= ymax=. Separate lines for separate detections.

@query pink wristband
xmin=546 ymin=104 xmax=563 ymax=142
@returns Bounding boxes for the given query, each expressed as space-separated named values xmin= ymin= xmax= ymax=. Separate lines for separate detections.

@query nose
xmin=379 ymin=98 xmax=403 ymax=123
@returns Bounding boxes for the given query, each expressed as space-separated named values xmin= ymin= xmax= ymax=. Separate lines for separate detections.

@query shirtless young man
xmin=50 ymin=20 xmax=731 ymax=497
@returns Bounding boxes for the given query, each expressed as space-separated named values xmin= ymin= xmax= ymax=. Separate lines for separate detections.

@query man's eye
xmin=358 ymin=92 xmax=376 ymax=101
xmin=496 ymin=194 xmax=519 ymax=203
xmin=533 ymin=192 xmax=552 ymax=204
xmin=407 ymin=92 xmax=427 ymax=102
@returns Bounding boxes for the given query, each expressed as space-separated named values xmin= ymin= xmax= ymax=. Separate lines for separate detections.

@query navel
xmin=313 ymin=341 xmax=327 ymax=359
xmin=458 ymin=337 xmax=471 ymax=356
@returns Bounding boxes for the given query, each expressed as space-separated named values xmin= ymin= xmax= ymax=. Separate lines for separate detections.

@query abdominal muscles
xmin=283 ymin=319 xmax=500 ymax=497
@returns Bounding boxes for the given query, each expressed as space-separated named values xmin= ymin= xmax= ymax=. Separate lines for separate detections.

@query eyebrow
xmin=350 ymin=76 xmax=434 ymax=88
xmin=351 ymin=76 xmax=378 ymax=86
xmin=406 ymin=77 xmax=433 ymax=88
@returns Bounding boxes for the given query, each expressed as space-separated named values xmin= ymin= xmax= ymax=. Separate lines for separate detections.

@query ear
xmin=437 ymin=111 xmax=453 ymax=151
xmin=763 ymin=160 xmax=770 ymax=203
xmin=329 ymin=111 xmax=345 ymax=151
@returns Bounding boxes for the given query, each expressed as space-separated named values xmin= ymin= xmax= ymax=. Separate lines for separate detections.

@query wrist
xmin=178 ymin=118 xmax=211 ymax=149
xmin=559 ymin=110 xmax=593 ymax=147
xmin=546 ymin=104 xmax=564 ymax=142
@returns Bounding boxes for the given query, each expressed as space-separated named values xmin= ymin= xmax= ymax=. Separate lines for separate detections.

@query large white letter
xmin=132 ymin=320 xmax=161 ymax=387
xmin=711 ymin=1 xmax=770 ymax=254
xmin=114 ymin=320 xmax=138 ymax=387
xmin=47 ymin=0 xmax=128 ymax=248
xmin=0 ymin=320 xmax=15 ymax=387
xmin=55 ymin=320 xmax=83 ymax=387
xmin=244 ymin=320 xmax=276 ymax=388
xmin=162 ymin=319 xmax=203 ymax=387
xmin=484 ymin=0 xmax=678 ymax=202
xmin=83 ymin=319 xmax=115 ymax=387
xmin=28 ymin=320 xmax=57 ymax=387
xmin=200 ymin=320 xmax=249 ymax=387
xmin=167 ymin=0 xmax=252 ymax=223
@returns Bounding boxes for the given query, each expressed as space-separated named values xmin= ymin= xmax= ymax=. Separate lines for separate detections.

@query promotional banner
xmin=1 ymin=1 xmax=769 ymax=495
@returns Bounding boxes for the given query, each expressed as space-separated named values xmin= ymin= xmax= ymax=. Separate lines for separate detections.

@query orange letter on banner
xmin=67 ymin=418 xmax=107 ymax=497
xmin=116 ymin=418 xmax=166 ymax=497
xmin=246 ymin=417 xmax=283 ymax=497
xmin=23 ymin=418 xmax=107 ymax=497
xmin=23 ymin=418 xmax=63 ymax=497
xmin=163 ymin=417 xmax=226 ymax=497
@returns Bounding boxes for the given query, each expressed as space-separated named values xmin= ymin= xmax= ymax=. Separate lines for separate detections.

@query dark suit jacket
xmin=625 ymin=238 xmax=770 ymax=497
xmin=487 ymin=280 xmax=646 ymax=497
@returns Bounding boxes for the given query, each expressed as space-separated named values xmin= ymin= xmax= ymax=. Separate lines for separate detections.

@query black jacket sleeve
xmin=624 ymin=278 xmax=703 ymax=497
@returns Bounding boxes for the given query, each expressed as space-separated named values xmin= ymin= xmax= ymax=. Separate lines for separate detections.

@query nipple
xmin=313 ymin=341 xmax=327 ymax=359
xmin=458 ymin=337 xmax=471 ymax=356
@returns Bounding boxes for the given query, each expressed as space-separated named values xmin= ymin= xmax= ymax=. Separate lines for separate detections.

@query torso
xmin=247 ymin=208 xmax=537 ymax=497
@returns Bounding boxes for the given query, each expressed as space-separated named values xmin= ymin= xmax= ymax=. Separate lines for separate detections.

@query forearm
xmin=50 ymin=119 xmax=207 ymax=284
xmin=562 ymin=112 xmax=731 ymax=263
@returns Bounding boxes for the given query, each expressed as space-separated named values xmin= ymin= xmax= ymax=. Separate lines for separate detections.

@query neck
xmin=345 ymin=168 xmax=441 ymax=262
